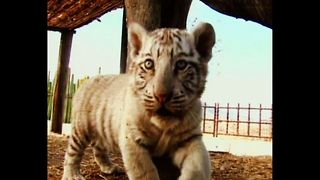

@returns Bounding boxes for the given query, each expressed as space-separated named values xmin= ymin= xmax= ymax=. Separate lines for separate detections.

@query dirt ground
xmin=48 ymin=133 xmax=272 ymax=180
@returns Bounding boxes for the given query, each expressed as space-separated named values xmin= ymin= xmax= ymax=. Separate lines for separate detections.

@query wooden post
xmin=125 ymin=0 xmax=192 ymax=31
xmin=64 ymin=68 xmax=71 ymax=124
xmin=47 ymin=75 xmax=53 ymax=121
xmin=159 ymin=0 xmax=192 ymax=29
xmin=120 ymin=7 xmax=128 ymax=73
xmin=124 ymin=0 xmax=192 ymax=73
xmin=51 ymin=30 xmax=74 ymax=134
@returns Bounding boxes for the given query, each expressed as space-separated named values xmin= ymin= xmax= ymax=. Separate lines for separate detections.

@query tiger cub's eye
xmin=176 ymin=59 xmax=188 ymax=70
xmin=144 ymin=59 xmax=154 ymax=70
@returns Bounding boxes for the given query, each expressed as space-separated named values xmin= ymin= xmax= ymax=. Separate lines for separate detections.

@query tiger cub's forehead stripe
xmin=145 ymin=28 xmax=195 ymax=62
xmin=157 ymin=48 xmax=160 ymax=58
xmin=175 ymin=43 xmax=182 ymax=52
xmin=172 ymin=32 xmax=182 ymax=42
xmin=170 ymin=47 xmax=174 ymax=58
xmin=176 ymin=51 xmax=195 ymax=58
xmin=154 ymin=29 xmax=174 ymax=45
xmin=142 ymin=53 xmax=152 ymax=57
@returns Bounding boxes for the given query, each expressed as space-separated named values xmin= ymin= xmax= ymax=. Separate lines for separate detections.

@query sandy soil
xmin=48 ymin=133 xmax=272 ymax=180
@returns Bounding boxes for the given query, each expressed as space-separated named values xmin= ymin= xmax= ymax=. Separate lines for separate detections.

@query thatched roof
xmin=47 ymin=0 xmax=123 ymax=31
xmin=47 ymin=0 xmax=272 ymax=32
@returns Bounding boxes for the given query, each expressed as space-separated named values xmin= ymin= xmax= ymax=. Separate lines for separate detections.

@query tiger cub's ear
xmin=192 ymin=22 xmax=216 ymax=62
xmin=128 ymin=22 xmax=148 ymax=58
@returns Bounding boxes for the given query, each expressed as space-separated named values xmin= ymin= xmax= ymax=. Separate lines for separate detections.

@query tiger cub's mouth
xmin=154 ymin=105 xmax=185 ymax=118
xmin=156 ymin=106 xmax=174 ymax=117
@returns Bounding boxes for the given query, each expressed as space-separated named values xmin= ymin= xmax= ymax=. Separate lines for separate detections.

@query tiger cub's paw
xmin=61 ymin=174 xmax=85 ymax=180
xmin=100 ymin=164 xmax=124 ymax=175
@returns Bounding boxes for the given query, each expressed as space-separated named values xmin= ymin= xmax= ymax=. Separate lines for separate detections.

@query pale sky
xmin=47 ymin=0 xmax=272 ymax=107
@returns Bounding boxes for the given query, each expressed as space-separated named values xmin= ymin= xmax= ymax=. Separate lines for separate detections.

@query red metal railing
xmin=201 ymin=103 xmax=272 ymax=140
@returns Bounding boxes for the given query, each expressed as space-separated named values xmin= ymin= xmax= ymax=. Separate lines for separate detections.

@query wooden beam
xmin=47 ymin=26 xmax=69 ymax=32
xmin=51 ymin=30 xmax=74 ymax=134
xmin=200 ymin=0 xmax=272 ymax=29
xmin=120 ymin=8 xmax=128 ymax=73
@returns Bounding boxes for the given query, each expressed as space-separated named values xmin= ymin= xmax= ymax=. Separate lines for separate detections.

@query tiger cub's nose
xmin=154 ymin=93 xmax=167 ymax=104
xmin=154 ymin=92 xmax=172 ymax=104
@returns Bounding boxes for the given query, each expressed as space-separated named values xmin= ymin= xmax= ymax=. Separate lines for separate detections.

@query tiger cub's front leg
xmin=172 ymin=136 xmax=211 ymax=180
xmin=120 ymin=134 xmax=160 ymax=180
xmin=62 ymin=129 xmax=90 ymax=180
xmin=92 ymin=141 xmax=123 ymax=174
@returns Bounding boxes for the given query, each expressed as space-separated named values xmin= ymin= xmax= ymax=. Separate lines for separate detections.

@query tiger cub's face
xmin=128 ymin=22 xmax=215 ymax=117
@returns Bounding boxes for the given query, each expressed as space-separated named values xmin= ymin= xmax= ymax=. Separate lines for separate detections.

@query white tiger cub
xmin=62 ymin=22 xmax=216 ymax=180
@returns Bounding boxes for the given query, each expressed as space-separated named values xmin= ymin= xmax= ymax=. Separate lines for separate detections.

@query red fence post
xmin=247 ymin=103 xmax=251 ymax=136
xmin=213 ymin=103 xmax=217 ymax=137
xmin=237 ymin=103 xmax=240 ymax=135
xmin=226 ymin=103 xmax=229 ymax=134
xmin=203 ymin=103 xmax=206 ymax=133
xmin=259 ymin=104 xmax=262 ymax=137
xmin=216 ymin=103 xmax=220 ymax=137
